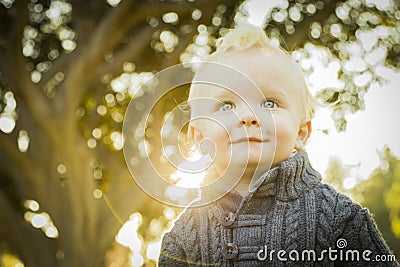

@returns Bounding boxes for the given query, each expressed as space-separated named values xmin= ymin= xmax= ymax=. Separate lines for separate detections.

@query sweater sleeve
xmin=158 ymin=217 xmax=189 ymax=267
xmin=337 ymin=207 xmax=399 ymax=267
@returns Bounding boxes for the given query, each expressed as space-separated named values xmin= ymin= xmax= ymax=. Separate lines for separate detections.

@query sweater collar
xmin=202 ymin=150 xmax=321 ymax=210
xmin=246 ymin=150 xmax=321 ymax=202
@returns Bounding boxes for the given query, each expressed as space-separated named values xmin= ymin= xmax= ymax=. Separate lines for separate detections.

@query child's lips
xmin=230 ymin=137 xmax=267 ymax=144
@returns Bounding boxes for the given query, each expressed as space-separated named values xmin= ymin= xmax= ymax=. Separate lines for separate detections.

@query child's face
xmin=189 ymin=49 xmax=311 ymax=176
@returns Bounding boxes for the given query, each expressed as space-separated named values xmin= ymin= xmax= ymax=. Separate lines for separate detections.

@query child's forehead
xmin=191 ymin=49 xmax=305 ymax=99
xmin=191 ymin=83 xmax=287 ymax=102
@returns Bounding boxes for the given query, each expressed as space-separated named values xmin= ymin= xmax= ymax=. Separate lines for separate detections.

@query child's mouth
xmin=231 ymin=137 xmax=266 ymax=143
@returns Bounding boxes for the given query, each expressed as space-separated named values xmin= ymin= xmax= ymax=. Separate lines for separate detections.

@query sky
xmin=245 ymin=0 xmax=400 ymax=186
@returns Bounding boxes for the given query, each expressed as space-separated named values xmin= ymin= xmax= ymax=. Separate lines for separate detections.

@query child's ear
xmin=295 ymin=119 xmax=312 ymax=150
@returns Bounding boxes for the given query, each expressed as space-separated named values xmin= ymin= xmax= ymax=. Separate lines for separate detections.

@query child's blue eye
xmin=261 ymin=99 xmax=277 ymax=109
xmin=219 ymin=101 xmax=236 ymax=111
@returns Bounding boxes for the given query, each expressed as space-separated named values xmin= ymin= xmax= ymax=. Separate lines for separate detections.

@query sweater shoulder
xmin=314 ymin=182 xmax=363 ymax=239
xmin=165 ymin=206 xmax=206 ymax=235
xmin=159 ymin=206 xmax=209 ymax=265
xmin=316 ymin=182 xmax=361 ymax=212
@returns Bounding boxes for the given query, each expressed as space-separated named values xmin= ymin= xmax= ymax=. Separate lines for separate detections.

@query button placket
xmin=220 ymin=212 xmax=236 ymax=227
xmin=222 ymin=242 xmax=239 ymax=260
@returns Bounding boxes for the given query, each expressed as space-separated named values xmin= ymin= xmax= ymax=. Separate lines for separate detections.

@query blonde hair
xmin=190 ymin=23 xmax=316 ymax=119
xmin=213 ymin=24 xmax=281 ymax=55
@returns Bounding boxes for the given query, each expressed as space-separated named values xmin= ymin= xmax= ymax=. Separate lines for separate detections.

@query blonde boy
xmin=158 ymin=25 xmax=397 ymax=266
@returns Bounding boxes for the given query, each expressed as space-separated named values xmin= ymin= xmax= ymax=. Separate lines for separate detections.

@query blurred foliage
xmin=263 ymin=0 xmax=400 ymax=131
xmin=323 ymin=156 xmax=356 ymax=196
xmin=358 ymin=147 xmax=400 ymax=259
xmin=0 ymin=0 xmax=242 ymax=266
xmin=323 ymin=147 xmax=400 ymax=259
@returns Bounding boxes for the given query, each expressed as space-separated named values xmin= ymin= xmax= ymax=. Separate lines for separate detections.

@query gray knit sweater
xmin=158 ymin=151 xmax=398 ymax=266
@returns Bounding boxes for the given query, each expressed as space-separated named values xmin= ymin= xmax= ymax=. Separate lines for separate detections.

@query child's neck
xmin=234 ymin=167 xmax=266 ymax=197
xmin=235 ymin=180 xmax=250 ymax=196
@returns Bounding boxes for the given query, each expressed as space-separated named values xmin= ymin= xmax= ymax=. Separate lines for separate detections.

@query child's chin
xmin=229 ymin=154 xmax=272 ymax=169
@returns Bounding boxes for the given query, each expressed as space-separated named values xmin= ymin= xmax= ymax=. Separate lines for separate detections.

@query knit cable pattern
xmin=158 ymin=151 xmax=398 ymax=266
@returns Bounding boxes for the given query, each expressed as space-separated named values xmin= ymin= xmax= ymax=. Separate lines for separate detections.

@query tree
xmin=322 ymin=148 xmax=400 ymax=259
xmin=357 ymin=147 xmax=400 ymax=259
xmin=0 ymin=1 xmax=242 ymax=266
xmin=262 ymin=0 xmax=399 ymax=131
xmin=0 ymin=0 xmax=399 ymax=266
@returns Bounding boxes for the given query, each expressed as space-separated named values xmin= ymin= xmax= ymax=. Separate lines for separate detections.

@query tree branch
xmin=0 ymin=190 xmax=57 ymax=266
xmin=284 ymin=0 xmax=340 ymax=50
xmin=0 ymin=133 xmax=37 ymax=197
xmin=57 ymin=0 xmax=234 ymax=137
xmin=93 ymin=24 xmax=155 ymax=79
xmin=5 ymin=0 xmax=58 ymax=144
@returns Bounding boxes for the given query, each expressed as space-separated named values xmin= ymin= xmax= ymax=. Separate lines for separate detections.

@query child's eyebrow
xmin=208 ymin=88 xmax=237 ymax=99
xmin=262 ymin=87 xmax=288 ymax=99
xmin=202 ymin=85 xmax=290 ymax=101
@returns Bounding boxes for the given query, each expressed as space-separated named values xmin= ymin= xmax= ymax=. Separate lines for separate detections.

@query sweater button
xmin=220 ymin=212 xmax=236 ymax=227
xmin=222 ymin=242 xmax=239 ymax=260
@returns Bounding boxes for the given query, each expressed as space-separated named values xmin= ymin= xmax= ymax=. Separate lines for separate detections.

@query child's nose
xmin=239 ymin=113 xmax=260 ymax=127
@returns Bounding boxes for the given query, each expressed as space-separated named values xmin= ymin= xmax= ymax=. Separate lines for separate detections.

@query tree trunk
xmin=0 ymin=0 xmax=243 ymax=266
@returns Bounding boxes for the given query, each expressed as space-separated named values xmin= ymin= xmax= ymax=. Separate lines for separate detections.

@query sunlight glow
xmin=0 ymin=253 xmax=24 ymax=267
xmin=242 ymin=0 xmax=400 ymax=187
xmin=296 ymin=43 xmax=342 ymax=94
xmin=131 ymin=252 xmax=144 ymax=267
xmin=111 ymin=110 xmax=123 ymax=123
xmin=32 ymin=213 xmax=48 ymax=228
xmin=110 ymin=72 xmax=155 ymax=98
xmin=0 ymin=0 xmax=15 ymax=8
xmin=45 ymin=226 xmax=59 ymax=238
xmin=31 ymin=70 xmax=42 ymax=83
xmin=87 ymin=138 xmax=97 ymax=149
xmin=0 ymin=91 xmax=17 ymax=134
xmin=162 ymin=12 xmax=179 ymax=24
xmin=0 ymin=116 xmax=15 ymax=133
xmin=162 ymin=152 xmax=207 ymax=205
xmin=243 ymin=0 xmax=283 ymax=26
xmin=111 ymin=131 xmax=124 ymax=150
xmin=192 ymin=9 xmax=202 ymax=21
xmin=24 ymin=210 xmax=59 ymax=239
xmin=116 ymin=213 xmax=148 ymax=266
xmin=163 ymin=207 xmax=176 ymax=220
xmin=343 ymin=176 xmax=357 ymax=190
xmin=146 ymin=241 xmax=161 ymax=261
xmin=159 ymin=30 xmax=179 ymax=53
xmin=56 ymin=163 xmax=67 ymax=174
xmin=96 ymin=105 xmax=107 ymax=116
xmin=138 ymin=140 xmax=152 ymax=157
xmin=93 ymin=189 xmax=103 ymax=199
xmin=62 ymin=39 xmax=76 ymax=51
xmin=308 ymin=68 xmax=400 ymax=179
xmin=46 ymin=1 xmax=72 ymax=26
xmin=180 ymin=24 xmax=212 ymax=64
xmin=169 ymin=151 xmax=208 ymax=187
xmin=17 ymin=130 xmax=30 ymax=152
xmin=365 ymin=0 xmax=391 ymax=11
xmin=106 ymin=0 xmax=122 ymax=7
xmin=116 ymin=213 xmax=142 ymax=249
xmin=92 ymin=128 xmax=102 ymax=139
xmin=24 ymin=200 xmax=39 ymax=212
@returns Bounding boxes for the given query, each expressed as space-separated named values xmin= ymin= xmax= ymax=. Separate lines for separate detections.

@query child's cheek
xmin=274 ymin=120 xmax=297 ymax=154
xmin=203 ymin=124 xmax=230 ymax=156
